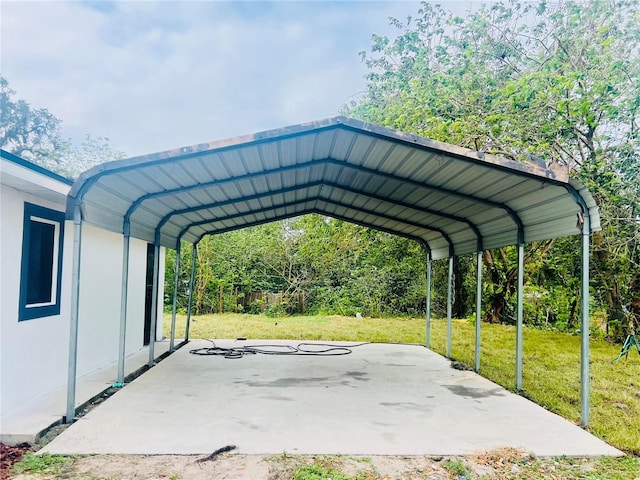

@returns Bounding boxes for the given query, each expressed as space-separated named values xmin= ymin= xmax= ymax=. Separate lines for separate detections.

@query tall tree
xmin=348 ymin=0 xmax=640 ymax=334
xmin=0 ymin=75 xmax=123 ymax=178
xmin=1 ymin=76 xmax=63 ymax=163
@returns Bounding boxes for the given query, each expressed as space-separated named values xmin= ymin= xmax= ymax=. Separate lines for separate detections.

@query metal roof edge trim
xmin=1 ymin=149 xmax=74 ymax=186
xmin=568 ymin=177 xmax=602 ymax=233
xmin=334 ymin=117 xmax=570 ymax=183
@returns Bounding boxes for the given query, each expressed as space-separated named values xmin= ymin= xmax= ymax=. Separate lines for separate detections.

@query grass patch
xmin=164 ymin=312 xmax=424 ymax=344
xmin=265 ymin=453 xmax=379 ymax=480
xmin=443 ymin=456 xmax=469 ymax=476
xmin=164 ymin=313 xmax=640 ymax=454
xmin=293 ymin=463 xmax=350 ymax=480
xmin=12 ymin=452 xmax=75 ymax=476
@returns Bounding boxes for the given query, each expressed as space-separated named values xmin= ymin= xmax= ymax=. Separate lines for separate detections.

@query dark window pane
xmin=26 ymin=220 xmax=55 ymax=304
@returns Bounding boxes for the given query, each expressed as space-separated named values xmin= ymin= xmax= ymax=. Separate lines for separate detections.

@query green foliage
xmin=165 ymin=215 xmax=429 ymax=318
xmin=346 ymin=0 xmax=640 ymax=337
xmin=165 ymin=0 xmax=639 ymax=338
xmin=443 ymin=457 xmax=469 ymax=476
xmin=1 ymin=76 xmax=62 ymax=160
xmin=0 ymin=75 xmax=124 ymax=178
xmin=293 ymin=464 xmax=349 ymax=480
xmin=12 ymin=452 xmax=74 ymax=475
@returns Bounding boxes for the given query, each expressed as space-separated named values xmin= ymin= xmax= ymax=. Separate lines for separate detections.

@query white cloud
xmin=1 ymin=1 xmax=421 ymax=157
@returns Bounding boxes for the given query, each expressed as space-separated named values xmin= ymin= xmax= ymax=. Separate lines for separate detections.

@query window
xmin=19 ymin=202 xmax=65 ymax=321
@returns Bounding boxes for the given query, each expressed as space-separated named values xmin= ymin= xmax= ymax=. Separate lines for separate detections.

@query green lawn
xmin=164 ymin=313 xmax=640 ymax=454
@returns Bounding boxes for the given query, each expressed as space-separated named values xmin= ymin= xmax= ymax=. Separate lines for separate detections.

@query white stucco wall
xmin=0 ymin=185 xmax=72 ymax=417
xmin=1 ymin=180 xmax=165 ymax=418
xmin=76 ymin=228 xmax=165 ymax=375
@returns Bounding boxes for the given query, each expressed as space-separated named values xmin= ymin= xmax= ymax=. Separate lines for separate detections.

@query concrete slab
xmin=43 ymin=340 xmax=622 ymax=457
xmin=1 ymin=340 xmax=175 ymax=445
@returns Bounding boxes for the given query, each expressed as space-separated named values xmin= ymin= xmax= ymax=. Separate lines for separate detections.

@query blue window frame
xmin=19 ymin=202 xmax=65 ymax=321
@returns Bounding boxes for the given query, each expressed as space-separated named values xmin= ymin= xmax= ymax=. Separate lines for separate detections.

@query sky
xmin=1 ymin=1 xmax=473 ymax=158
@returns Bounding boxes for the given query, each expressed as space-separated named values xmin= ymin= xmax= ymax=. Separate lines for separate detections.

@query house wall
xmin=0 ymin=185 xmax=72 ymax=417
xmin=76 ymin=227 xmax=165 ymax=375
xmin=0 ymin=181 xmax=165 ymax=418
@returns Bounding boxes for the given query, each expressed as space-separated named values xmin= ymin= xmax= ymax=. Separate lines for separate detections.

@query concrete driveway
xmin=43 ymin=340 xmax=621 ymax=456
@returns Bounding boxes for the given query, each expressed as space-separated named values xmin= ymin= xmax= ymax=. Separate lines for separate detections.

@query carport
xmin=64 ymin=116 xmax=600 ymax=430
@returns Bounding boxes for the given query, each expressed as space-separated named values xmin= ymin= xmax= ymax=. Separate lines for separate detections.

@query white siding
xmin=1 ymin=176 xmax=165 ymax=418
xmin=0 ymin=185 xmax=71 ymax=416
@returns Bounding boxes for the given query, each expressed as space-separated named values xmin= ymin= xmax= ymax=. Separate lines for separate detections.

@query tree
xmin=0 ymin=75 xmax=123 ymax=178
xmin=348 ymin=0 xmax=640 ymax=335
xmin=164 ymin=214 xmax=428 ymax=318
xmin=1 ymin=76 xmax=63 ymax=162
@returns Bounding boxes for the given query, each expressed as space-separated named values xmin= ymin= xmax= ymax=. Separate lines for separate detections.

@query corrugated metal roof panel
xmin=67 ymin=116 xmax=599 ymax=258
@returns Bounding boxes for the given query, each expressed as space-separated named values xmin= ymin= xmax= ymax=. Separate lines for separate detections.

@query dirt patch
xmin=0 ymin=444 xmax=31 ymax=480
xmin=6 ymin=449 xmax=640 ymax=479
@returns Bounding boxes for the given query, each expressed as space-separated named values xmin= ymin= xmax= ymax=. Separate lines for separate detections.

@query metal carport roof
xmin=63 ymin=116 xmax=600 ymax=429
xmin=66 ymin=116 xmax=600 ymax=260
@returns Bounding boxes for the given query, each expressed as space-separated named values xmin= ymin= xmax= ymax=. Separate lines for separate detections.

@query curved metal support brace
xmin=193 ymin=204 xmax=440 ymax=251
xmin=175 ymin=194 xmax=456 ymax=254
xmin=122 ymin=158 xmax=511 ymax=247
xmin=159 ymin=182 xmax=324 ymax=233
xmin=166 ymin=178 xmax=478 ymax=250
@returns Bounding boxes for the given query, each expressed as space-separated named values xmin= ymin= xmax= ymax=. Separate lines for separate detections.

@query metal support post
xmin=580 ymin=216 xmax=591 ymax=426
xmin=475 ymin=251 xmax=482 ymax=373
xmin=426 ymin=252 xmax=432 ymax=349
xmin=66 ymin=206 xmax=83 ymax=423
xmin=169 ymin=242 xmax=181 ymax=352
xmin=185 ymin=244 xmax=197 ymax=342
xmin=116 ymin=224 xmax=131 ymax=386
xmin=446 ymin=256 xmax=454 ymax=358
xmin=148 ymin=242 xmax=160 ymax=367
xmin=516 ymin=242 xmax=524 ymax=391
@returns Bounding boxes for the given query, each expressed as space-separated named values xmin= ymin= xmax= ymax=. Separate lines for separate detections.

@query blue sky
xmin=1 ymin=1 xmax=474 ymax=157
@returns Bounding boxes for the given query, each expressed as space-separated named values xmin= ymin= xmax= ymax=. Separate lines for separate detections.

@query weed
xmin=293 ymin=463 xmax=350 ymax=480
xmin=444 ymin=456 xmax=469 ymax=476
xmin=12 ymin=452 xmax=74 ymax=475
